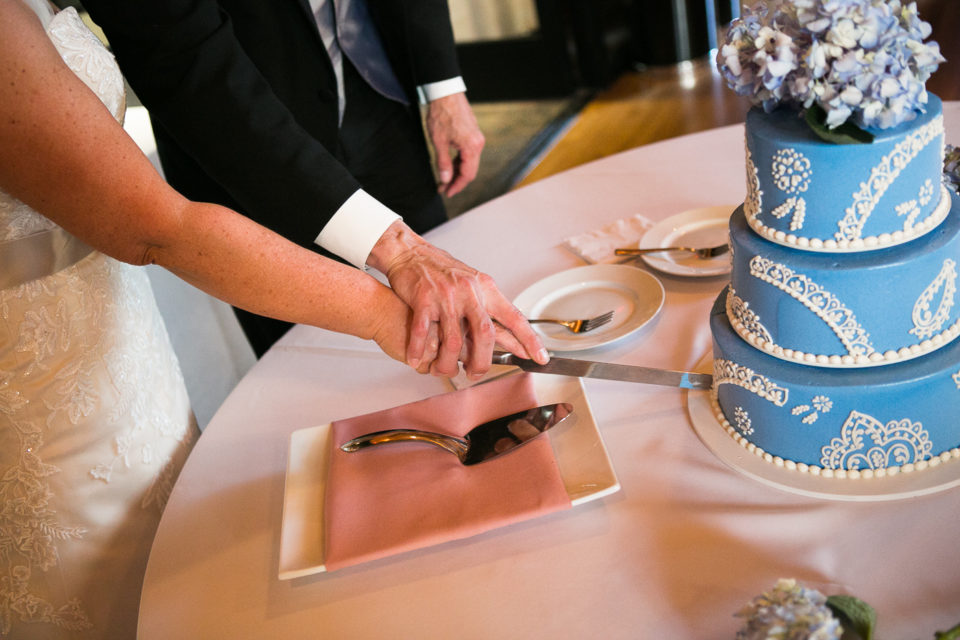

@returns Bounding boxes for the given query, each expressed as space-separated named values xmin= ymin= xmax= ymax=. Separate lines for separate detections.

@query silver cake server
xmin=339 ymin=402 xmax=574 ymax=465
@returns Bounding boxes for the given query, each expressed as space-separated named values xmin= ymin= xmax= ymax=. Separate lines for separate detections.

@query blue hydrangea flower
xmin=735 ymin=579 xmax=843 ymax=640
xmin=717 ymin=0 xmax=945 ymax=130
xmin=946 ymin=144 xmax=960 ymax=194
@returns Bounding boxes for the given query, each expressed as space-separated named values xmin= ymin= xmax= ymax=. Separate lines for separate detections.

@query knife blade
xmin=492 ymin=351 xmax=713 ymax=390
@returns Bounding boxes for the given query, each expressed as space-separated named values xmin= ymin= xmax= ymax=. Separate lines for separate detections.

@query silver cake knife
xmin=492 ymin=351 xmax=713 ymax=390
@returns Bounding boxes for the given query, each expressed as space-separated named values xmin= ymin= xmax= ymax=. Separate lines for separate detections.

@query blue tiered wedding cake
xmin=709 ymin=0 xmax=960 ymax=477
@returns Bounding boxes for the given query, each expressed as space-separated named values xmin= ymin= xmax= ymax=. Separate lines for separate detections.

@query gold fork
xmin=614 ymin=243 xmax=729 ymax=259
xmin=527 ymin=310 xmax=615 ymax=334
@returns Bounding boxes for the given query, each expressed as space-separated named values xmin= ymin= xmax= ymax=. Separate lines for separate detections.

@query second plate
xmin=638 ymin=205 xmax=734 ymax=277
xmin=514 ymin=264 xmax=664 ymax=352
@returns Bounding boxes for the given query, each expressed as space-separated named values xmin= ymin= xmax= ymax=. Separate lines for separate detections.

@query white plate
xmin=687 ymin=353 xmax=960 ymax=501
xmin=638 ymin=205 xmax=734 ymax=277
xmin=278 ymin=373 xmax=620 ymax=579
xmin=513 ymin=264 xmax=664 ymax=352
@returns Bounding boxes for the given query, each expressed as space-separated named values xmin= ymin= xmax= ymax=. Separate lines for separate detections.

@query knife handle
xmin=340 ymin=429 xmax=468 ymax=460
xmin=491 ymin=351 xmax=519 ymax=365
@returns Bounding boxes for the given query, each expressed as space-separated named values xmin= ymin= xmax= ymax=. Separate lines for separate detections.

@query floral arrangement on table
xmin=717 ymin=0 xmax=945 ymax=143
xmin=735 ymin=578 xmax=960 ymax=639
xmin=946 ymin=144 xmax=960 ymax=194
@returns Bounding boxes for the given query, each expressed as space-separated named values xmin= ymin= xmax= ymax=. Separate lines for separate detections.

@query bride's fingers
xmin=414 ymin=322 xmax=439 ymax=374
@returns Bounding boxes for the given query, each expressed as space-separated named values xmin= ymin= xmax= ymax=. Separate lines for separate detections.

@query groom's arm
xmin=368 ymin=0 xmax=485 ymax=197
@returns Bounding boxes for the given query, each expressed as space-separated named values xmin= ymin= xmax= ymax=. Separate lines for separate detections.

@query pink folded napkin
xmin=324 ymin=373 xmax=571 ymax=571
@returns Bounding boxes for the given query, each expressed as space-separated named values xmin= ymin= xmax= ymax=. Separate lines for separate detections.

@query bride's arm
xmin=0 ymin=0 xmax=418 ymax=367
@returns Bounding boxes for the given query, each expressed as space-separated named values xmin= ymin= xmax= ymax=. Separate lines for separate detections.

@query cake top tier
xmin=718 ymin=0 xmax=944 ymax=137
xmin=744 ymin=94 xmax=947 ymax=252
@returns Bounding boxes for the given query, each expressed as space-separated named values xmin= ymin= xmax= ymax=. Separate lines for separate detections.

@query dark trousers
xmin=235 ymin=59 xmax=446 ymax=357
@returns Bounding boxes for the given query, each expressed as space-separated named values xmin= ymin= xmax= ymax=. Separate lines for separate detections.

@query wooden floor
xmin=518 ymin=0 xmax=960 ymax=188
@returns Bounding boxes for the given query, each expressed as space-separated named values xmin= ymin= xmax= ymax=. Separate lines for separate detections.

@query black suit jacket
xmin=80 ymin=0 xmax=460 ymax=249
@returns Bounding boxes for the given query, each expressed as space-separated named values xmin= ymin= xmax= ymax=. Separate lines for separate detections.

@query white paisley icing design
xmin=836 ymin=115 xmax=944 ymax=243
xmin=713 ymin=358 xmax=789 ymax=406
xmin=820 ymin=411 xmax=933 ymax=471
xmin=744 ymin=141 xmax=763 ymax=219
xmin=749 ymin=256 xmax=874 ymax=357
xmin=707 ymin=394 xmax=960 ymax=479
xmin=909 ymin=259 xmax=957 ymax=339
xmin=726 ymin=289 xmax=772 ymax=343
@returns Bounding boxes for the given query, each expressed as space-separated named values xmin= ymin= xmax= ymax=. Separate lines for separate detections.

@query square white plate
xmin=278 ymin=373 xmax=619 ymax=579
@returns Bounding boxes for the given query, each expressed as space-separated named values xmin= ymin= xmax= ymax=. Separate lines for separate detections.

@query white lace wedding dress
xmin=0 ymin=2 xmax=198 ymax=637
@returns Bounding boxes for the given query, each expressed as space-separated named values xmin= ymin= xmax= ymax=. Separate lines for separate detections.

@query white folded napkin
xmin=562 ymin=213 xmax=654 ymax=264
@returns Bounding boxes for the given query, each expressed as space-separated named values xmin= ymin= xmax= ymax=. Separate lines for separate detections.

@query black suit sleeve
xmin=81 ymin=0 xmax=361 ymax=249
xmin=369 ymin=0 xmax=461 ymax=89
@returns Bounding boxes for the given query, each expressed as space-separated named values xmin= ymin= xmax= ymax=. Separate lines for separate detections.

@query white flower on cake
xmin=952 ymin=369 xmax=960 ymax=389
xmin=734 ymin=406 xmax=754 ymax=435
xmin=820 ymin=410 xmax=933 ymax=470
xmin=792 ymin=395 xmax=833 ymax=424
xmin=909 ymin=258 xmax=957 ymax=339
xmin=770 ymin=148 xmax=811 ymax=230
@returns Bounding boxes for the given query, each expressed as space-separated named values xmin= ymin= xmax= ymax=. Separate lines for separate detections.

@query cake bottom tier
xmin=710 ymin=287 xmax=960 ymax=478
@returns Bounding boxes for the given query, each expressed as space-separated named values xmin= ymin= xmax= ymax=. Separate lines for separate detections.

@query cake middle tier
xmin=728 ymin=188 xmax=960 ymax=367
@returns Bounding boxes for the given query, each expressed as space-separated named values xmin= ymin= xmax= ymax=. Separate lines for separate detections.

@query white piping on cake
xmin=745 ymin=184 xmax=951 ymax=252
xmin=708 ymin=390 xmax=960 ymax=478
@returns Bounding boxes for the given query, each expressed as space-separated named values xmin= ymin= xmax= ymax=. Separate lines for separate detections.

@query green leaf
xmin=827 ymin=594 xmax=877 ymax=640
xmin=804 ymin=105 xmax=876 ymax=145
xmin=935 ymin=621 xmax=960 ymax=639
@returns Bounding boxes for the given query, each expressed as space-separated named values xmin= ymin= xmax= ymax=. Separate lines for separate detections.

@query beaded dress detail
xmin=0 ymin=3 xmax=198 ymax=637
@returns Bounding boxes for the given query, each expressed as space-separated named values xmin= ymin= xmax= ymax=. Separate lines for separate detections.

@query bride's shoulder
xmin=14 ymin=0 xmax=57 ymax=28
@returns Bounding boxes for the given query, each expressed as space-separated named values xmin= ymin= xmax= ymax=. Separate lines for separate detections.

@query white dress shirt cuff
xmin=416 ymin=76 xmax=467 ymax=104
xmin=314 ymin=190 xmax=400 ymax=269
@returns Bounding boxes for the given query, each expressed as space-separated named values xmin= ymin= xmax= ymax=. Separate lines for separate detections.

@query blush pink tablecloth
xmin=138 ymin=105 xmax=960 ymax=639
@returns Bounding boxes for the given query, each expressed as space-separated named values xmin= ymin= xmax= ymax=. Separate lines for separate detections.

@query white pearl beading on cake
xmin=747 ymin=184 xmax=952 ymax=252
xmin=707 ymin=391 xmax=960 ymax=478
xmin=726 ymin=288 xmax=960 ymax=368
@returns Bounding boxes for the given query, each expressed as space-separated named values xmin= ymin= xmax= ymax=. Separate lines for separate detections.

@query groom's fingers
xmin=460 ymin=305 xmax=496 ymax=379
xmin=430 ymin=305 xmax=463 ymax=378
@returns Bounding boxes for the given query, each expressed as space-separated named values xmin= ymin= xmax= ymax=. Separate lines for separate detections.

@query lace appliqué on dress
xmin=0 ymin=7 xmax=195 ymax=637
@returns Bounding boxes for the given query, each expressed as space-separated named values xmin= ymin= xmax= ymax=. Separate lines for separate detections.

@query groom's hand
xmin=366 ymin=220 xmax=548 ymax=378
xmin=426 ymin=92 xmax=485 ymax=197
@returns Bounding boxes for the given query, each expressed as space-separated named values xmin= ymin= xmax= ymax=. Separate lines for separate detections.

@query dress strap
xmin=0 ymin=226 xmax=93 ymax=289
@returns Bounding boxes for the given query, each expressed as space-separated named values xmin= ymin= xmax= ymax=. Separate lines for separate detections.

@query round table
xmin=138 ymin=106 xmax=960 ymax=639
